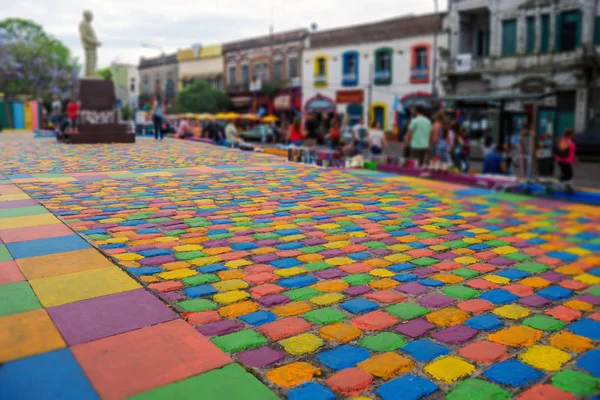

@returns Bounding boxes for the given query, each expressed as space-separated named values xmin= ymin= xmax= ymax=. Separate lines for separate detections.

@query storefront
xmin=394 ymin=91 xmax=433 ymax=140
xmin=336 ymin=90 xmax=364 ymax=126
xmin=304 ymin=94 xmax=336 ymax=114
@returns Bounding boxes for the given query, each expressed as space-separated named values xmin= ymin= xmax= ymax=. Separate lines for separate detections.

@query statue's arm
xmin=80 ymin=24 xmax=100 ymax=45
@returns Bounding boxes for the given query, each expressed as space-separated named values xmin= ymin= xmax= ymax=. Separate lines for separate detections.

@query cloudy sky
xmin=2 ymin=0 xmax=446 ymax=68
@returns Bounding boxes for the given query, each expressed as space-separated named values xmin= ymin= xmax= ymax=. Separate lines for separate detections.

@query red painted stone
xmin=326 ymin=368 xmax=373 ymax=396
xmin=258 ymin=317 xmax=313 ymax=340
xmin=366 ymin=290 xmax=406 ymax=304
xmin=351 ymin=311 xmax=399 ymax=331
xmin=459 ymin=341 xmax=507 ymax=363
xmin=517 ymin=384 xmax=576 ymax=400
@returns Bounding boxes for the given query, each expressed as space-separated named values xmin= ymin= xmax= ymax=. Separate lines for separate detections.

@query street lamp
xmin=431 ymin=0 xmax=439 ymax=99
xmin=141 ymin=42 xmax=165 ymax=55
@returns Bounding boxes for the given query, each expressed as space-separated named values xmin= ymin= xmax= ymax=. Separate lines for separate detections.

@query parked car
xmin=240 ymin=124 xmax=275 ymax=142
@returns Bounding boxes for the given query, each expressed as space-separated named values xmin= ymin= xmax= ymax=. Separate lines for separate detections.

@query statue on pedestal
xmin=79 ymin=10 xmax=101 ymax=78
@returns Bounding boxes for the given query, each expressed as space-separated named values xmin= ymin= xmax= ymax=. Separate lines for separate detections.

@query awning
xmin=438 ymin=92 xmax=556 ymax=104
xmin=304 ymin=94 xmax=336 ymax=112
xmin=231 ymin=96 xmax=251 ymax=106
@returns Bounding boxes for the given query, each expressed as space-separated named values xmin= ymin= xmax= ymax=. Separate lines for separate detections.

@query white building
xmin=110 ymin=62 xmax=139 ymax=110
xmin=302 ymin=13 xmax=446 ymax=134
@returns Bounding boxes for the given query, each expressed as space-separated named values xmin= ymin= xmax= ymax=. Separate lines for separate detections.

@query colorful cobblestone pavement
xmin=1 ymin=136 xmax=600 ymax=399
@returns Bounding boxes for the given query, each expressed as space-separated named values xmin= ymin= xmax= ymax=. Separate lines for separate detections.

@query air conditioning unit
xmin=456 ymin=54 xmax=472 ymax=72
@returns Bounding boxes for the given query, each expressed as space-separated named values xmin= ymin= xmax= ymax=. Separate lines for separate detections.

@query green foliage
xmin=121 ymin=104 xmax=132 ymax=120
xmin=175 ymin=80 xmax=231 ymax=113
xmin=97 ymin=67 xmax=112 ymax=81
xmin=261 ymin=81 xmax=280 ymax=99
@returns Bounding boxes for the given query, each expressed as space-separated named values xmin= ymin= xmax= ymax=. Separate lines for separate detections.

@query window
xmin=374 ymin=47 xmax=393 ymax=85
xmin=477 ymin=29 xmax=490 ymax=57
xmin=541 ymin=14 xmax=550 ymax=53
xmin=313 ymin=56 xmax=328 ymax=88
xmin=241 ymin=65 xmax=249 ymax=85
xmin=287 ymin=58 xmax=298 ymax=78
xmin=228 ymin=66 xmax=236 ymax=85
xmin=596 ymin=16 xmax=600 ymax=45
xmin=526 ymin=16 xmax=536 ymax=54
xmin=556 ymin=10 xmax=582 ymax=52
xmin=342 ymin=51 xmax=359 ymax=87
xmin=253 ymin=63 xmax=269 ymax=82
xmin=410 ymin=44 xmax=430 ymax=83
xmin=378 ymin=52 xmax=390 ymax=71
xmin=415 ymin=48 xmax=428 ymax=68
xmin=166 ymin=79 xmax=175 ymax=102
xmin=502 ymin=19 xmax=517 ymax=56
xmin=317 ymin=58 xmax=326 ymax=76
xmin=273 ymin=60 xmax=283 ymax=81
xmin=215 ymin=76 xmax=223 ymax=91
xmin=143 ymin=77 xmax=150 ymax=95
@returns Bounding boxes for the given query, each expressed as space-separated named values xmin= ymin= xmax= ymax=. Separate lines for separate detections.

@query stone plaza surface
xmin=0 ymin=135 xmax=599 ymax=399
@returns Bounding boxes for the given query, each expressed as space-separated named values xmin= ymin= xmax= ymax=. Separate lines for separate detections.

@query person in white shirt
xmin=352 ymin=117 xmax=369 ymax=151
xmin=368 ymin=121 xmax=387 ymax=157
xmin=225 ymin=119 xmax=242 ymax=146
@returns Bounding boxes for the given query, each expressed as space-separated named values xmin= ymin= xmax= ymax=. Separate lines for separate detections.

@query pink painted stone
xmin=395 ymin=318 xmax=436 ymax=338
xmin=418 ymin=293 xmax=455 ymax=308
xmin=432 ymin=325 xmax=478 ymax=345
xmin=196 ymin=320 xmax=244 ymax=337
xmin=237 ymin=346 xmax=285 ymax=368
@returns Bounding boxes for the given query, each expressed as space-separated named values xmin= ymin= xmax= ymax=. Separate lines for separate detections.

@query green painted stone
xmin=363 ymin=241 xmax=387 ymax=249
xmin=211 ymin=330 xmax=267 ymax=353
xmin=0 ymin=244 xmax=12 ymax=262
xmin=552 ymin=370 xmax=600 ymax=395
xmin=208 ymin=233 xmax=233 ymax=240
xmin=146 ymin=217 xmax=171 ymax=223
xmin=410 ymin=257 xmax=438 ymax=267
xmin=452 ymin=268 xmax=479 ymax=278
xmin=0 ymin=281 xmax=42 ymax=316
xmin=303 ymin=307 xmax=347 ymax=324
xmin=182 ymin=274 xmax=220 ymax=286
xmin=304 ymin=261 xmax=333 ymax=271
xmin=516 ymin=262 xmax=549 ymax=274
xmin=165 ymin=230 xmax=186 ymax=236
xmin=177 ymin=299 xmax=218 ymax=312
xmin=284 ymin=287 xmax=322 ymax=301
xmin=494 ymin=230 xmax=511 ymax=237
xmin=443 ymin=285 xmax=480 ymax=300
xmin=484 ymin=240 xmax=509 ymax=247
xmin=504 ymin=252 xmax=531 ymax=261
xmin=414 ymin=232 xmax=438 ymax=239
xmin=176 ymin=251 xmax=206 ymax=261
xmin=130 ymin=363 xmax=279 ymax=400
xmin=444 ymin=240 xmax=469 ymax=249
xmin=386 ymin=303 xmax=430 ymax=319
xmin=253 ymin=233 xmax=279 ymax=240
xmin=522 ymin=315 xmax=565 ymax=331
xmin=0 ymin=205 xmax=48 ymax=218
xmin=359 ymin=332 xmax=407 ymax=351
xmin=342 ymin=274 xmax=374 ymax=286
xmin=86 ymin=234 xmax=111 ymax=240
xmin=588 ymin=286 xmax=600 ymax=297
xmin=324 ymin=228 xmax=344 ymax=234
xmin=447 ymin=379 xmax=510 ymax=400
xmin=299 ymin=246 xmax=326 ymax=254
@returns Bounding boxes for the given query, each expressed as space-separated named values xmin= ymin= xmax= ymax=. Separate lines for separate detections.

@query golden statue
xmin=79 ymin=10 xmax=101 ymax=78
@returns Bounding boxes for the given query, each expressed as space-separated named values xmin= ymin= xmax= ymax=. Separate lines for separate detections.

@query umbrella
xmin=224 ymin=112 xmax=240 ymax=120
xmin=215 ymin=113 xmax=227 ymax=119
xmin=196 ymin=113 xmax=212 ymax=120
xmin=241 ymin=113 xmax=259 ymax=120
xmin=262 ymin=115 xmax=279 ymax=122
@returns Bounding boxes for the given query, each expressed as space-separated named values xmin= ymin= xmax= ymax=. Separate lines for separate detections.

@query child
xmin=556 ymin=128 xmax=578 ymax=191
xmin=66 ymin=100 xmax=79 ymax=134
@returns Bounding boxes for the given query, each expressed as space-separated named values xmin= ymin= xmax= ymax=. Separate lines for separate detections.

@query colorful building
xmin=302 ymin=13 xmax=445 ymax=133
xmin=111 ymin=62 xmax=139 ymax=110
xmin=177 ymin=44 xmax=224 ymax=90
xmin=138 ymin=54 xmax=179 ymax=109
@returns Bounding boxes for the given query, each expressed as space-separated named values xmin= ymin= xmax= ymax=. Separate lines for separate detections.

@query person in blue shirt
xmin=482 ymin=144 xmax=505 ymax=175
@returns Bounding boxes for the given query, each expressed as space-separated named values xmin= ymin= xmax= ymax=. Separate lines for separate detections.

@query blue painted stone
xmin=389 ymin=263 xmax=415 ymax=273
xmin=419 ymin=279 xmax=444 ymax=287
xmin=184 ymin=285 xmax=217 ymax=298
xmin=545 ymin=251 xmax=578 ymax=262
xmin=402 ymin=339 xmax=449 ymax=362
xmin=348 ymin=252 xmax=371 ymax=260
xmin=7 ymin=235 xmax=90 ymax=259
xmin=276 ymin=229 xmax=302 ymax=236
xmin=316 ymin=345 xmax=371 ymax=370
xmin=393 ymin=274 xmax=417 ymax=282
xmin=230 ymin=243 xmax=258 ymax=251
xmin=406 ymin=242 xmax=427 ymax=249
xmin=288 ymin=383 xmax=335 ymax=400
xmin=479 ymin=289 xmax=519 ymax=305
xmin=537 ymin=286 xmax=572 ymax=301
xmin=376 ymin=374 xmax=438 ymax=400
xmin=576 ymin=350 xmax=600 ymax=377
xmin=198 ymin=264 xmax=227 ymax=273
xmin=270 ymin=258 xmax=302 ymax=269
xmin=100 ymin=243 xmax=126 ymax=249
xmin=340 ymin=298 xmax=379 ymax=314
xmin=127 ymin=267 xmax=162 ymax=276
xmin=275 ymin=242 xmax=304 ymax=250
xmin=139 ymin=248 xmax=172 ymax=257
xmin=239 ymin=311 xmax=276 ymax=326
xmin=496 ymin=269 xmax=530 ymax=281
xmin=483 ymin=360 xmax=543 ymax=387
xmin=568 ymin=319 xmax=600 ymax=340
xmin=137 ymin=228 xmax=161 ymax=234
xmin=279 ymin=275 xmax=318 ymax=289
xmin=465 ymin=314 xmax=504 ymax=331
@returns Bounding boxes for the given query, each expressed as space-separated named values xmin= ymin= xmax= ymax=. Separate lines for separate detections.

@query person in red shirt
xmin=288 ymin=117 xmax=303 ymax=146
xmin=329 ymin=119 xmax=340 ymax=149
xmin=66 ymin=100 xmax=80 ymax=134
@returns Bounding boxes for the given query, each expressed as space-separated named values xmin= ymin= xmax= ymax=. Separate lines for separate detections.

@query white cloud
xmin=1 ymin=0 xmax=446 ymax=67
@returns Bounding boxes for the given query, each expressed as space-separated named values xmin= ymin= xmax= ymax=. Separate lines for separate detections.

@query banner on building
xmin=336 ymin=90 xmax=364 ymax=104
xmin=274 ymin=95 xmax=291 ymax=110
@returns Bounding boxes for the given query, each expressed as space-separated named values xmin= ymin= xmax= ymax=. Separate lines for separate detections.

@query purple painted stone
xmin=77 ymin=175 xmax=113 ymax=182
xmin=126 ymin=245 xmax=155 ymax=252
xmin=139 ymin=255 xmax=176 ymax=266
xmin=418 ymin=293 xmax=455 ymax=308
xmin=320 ymin=249 xmax=345 ymax=257
xmin=164 ymin=224 xmax=189 ymax=231
xmin=412 ymin=267 xmax=435 ymax=277
xmin=258 ymin=294 xmax=290 ymax=307
xmin=256 ymin=239 xmax=279 ymax=246
xmin=253 ymin=253 xmax=278 ymax=263
xmin=158 ymin=291 xmax=185 ymax=302
xmin=204 ymin=239 xmax=230 ymax=247
xmin=441 ymin=234 xmax=463 ymax=240
xmin=381 ymin=238 xmax=398 ymax=245
xmin=47 ymin=289 xmax=177 ymax=345
xmin=343 ymin=285 xmax=373 ymax=297
xmin=135 ymin=224 xmax=157 ymax=230
xmin=0 ymin=199 xmax=39 ymax=209
xmin=539 ymin=271 xmax=567 ymax=283
xmin=396 ymin=282 xmax=430 ymax=295
xmin=371 ymin=249 xmax=392 ymax=256
xmin=447 ymin=226 xmax=462 ymax=232
xmin=433 ymin=252 xmax=456 ymax=261
xmin=395 ymin=318 xmax=435 ymax=338
xmin=301 ymin=227 xmax=317 ymax=233
xmin=315 ymin=268 xmax=347 ymax=279
xmin=512 ymin=241 xmax=530 ymax=248
xmin=303 ymin=238 xmax=327 ymax=246
xmin=196 ymin=320 xmax=244 ymax=337
xmin=237 ymin=346 xmax=285 ymax=367
xmin=351 ymin=237 xmax=371 ymax=244
xmin=488 ymin=257 xmax=515 ymax=266
xmin=157 ymin=220 xmax=180 ymax=227
xmin=432 ymin=325 xmax=478 ymax=345
xmin=576 ymin=294 xmax=600 ymax=306
xmin=519 ymin=294 xmax=551 ymax=308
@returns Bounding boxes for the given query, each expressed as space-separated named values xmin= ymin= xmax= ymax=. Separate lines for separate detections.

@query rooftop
xmin=139 ymin=53 xmax=178 ymax=69
xmin=222 ymin=28 xmax=308 ymax=53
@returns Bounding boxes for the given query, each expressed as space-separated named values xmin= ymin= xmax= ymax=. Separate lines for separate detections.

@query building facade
xmin=442 ymin=0 xmax=600 ymax=139
xmin=301 ymin=13 xmax=445 ymax=133
xmin=138 ymin=54 xmax=179 ymax=108
xmin=177 ymin=44 xmax=224 ymax=91
xmin=110 ymin=62 xmax=139 ymax=110
xmin=222 ymin=29 xmax=308 ymax=116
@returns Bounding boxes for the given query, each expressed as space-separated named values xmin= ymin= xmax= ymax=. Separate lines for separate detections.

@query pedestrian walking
xmin=329 ymin=120 xmax=340 ymax=150
xmin=430 ymin=111 xmax=447 ymax=169
xmin=352 ymin=117 xmax=369 ymax=152
xmin=151 ymin=96 xmax=165 ymax=141
xmin=454 ymin=127 xmax=471 ymax=173
xmin=368 ymin=120 xmax=387 ymax=157
xmin=555 ymin=128 xmax=578 ymax=192
xmin=403 ymin=105 xmax=432 ymax=168
xmin=288 ymin=117 xmax=303 ymax=146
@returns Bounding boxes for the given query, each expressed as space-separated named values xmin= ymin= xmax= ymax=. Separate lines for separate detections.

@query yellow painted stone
xmin=213 ymin=279 xmax=248 ymax=291
xmin=29 ymin=266 xmax=140 ymax=308
xmin=518 ymin=345 xmax=571 ymax=371
xmin=520 ymin=277 xmax=552 ymax=288
xmin=272 ymin=301 xmax=312 ymax=317
xmin=325 ymin=257 xmax=355 ymax=266
xmin=564 ymin=300 xmax=594 ymax=312
xmin=154 ymin=236 xmax=178 ymax=243
xmin=426 ymin=308 xmax=469 ymax=327
xmin=280 ymin=234 xmax=306 ymax=242
xmin=158 ymin=268 xmax=197 ymax=280
xmin=251 ymin=247 xmax=277 ymax=255
xmin=565 ymin=247 xmax=591 ymax=256
xmin=493 ymin=304 xmax=531 ymax=319
xmin=318 ymin=323 xmax=362 ymax=343
xmin=217 ymin=269 xmax=246 ymax=280
xmin=323 ymin=240 xmax=351 ymax=249
xmin=488 ymin=326 xmax=543 ymax=347
xmin=266 ymin=362 xmax=321 ymax=388
xmin=189 ymin=256 xmax=222 ymax=267
xmin=113 ymin=253 xmax=144 ymax=261
xmin=119 ymin=261 xmax=140 ymax=268
xmin=425 ymin=356 xmax=475 ymax=383
xmin=429 ymin=245 xmax=449 ymax=252
xmin=555 ymin=265 xmax=584 ymax=275
xmin=298 ymin=253 xmax=324 ymax=262
xmin=398 ymin=235 xmax=418 ymax=243
xmin=574 ymin=273 xmax=600 ymax=285
xmin=129 ymin=239 xmax=155 ymax=246
xmin=384 ymin=253 xmax=412 ymax=263
xmin=493 ymin=246 xmax=518 ymax=255
xmin=462 ymin=238 xmax=482 ymax=244
xmin=313 ymin=279 xmax=349 ymax=292
xmin=357 ymin=352 xmax=414 ymax=380
xmin=387 ymin=244 xmax=412 ymax=252
xmin=549 ymin=331 xmax=594 ymax=352
xmin=453 ymin=248 xmax=475 ymax=256
xmin=162 ymin=261 xmax=190 ymax=271
xmin=218 ymin=300 xmax=259 ymax=318
xmin=0 ymin=214 xmax=60 ymax=229
xmin=275 ymin=267 xmax=307 ymax=278
xmin=140 ymin=275 xmax=159 ymax=283
xmin=315 ymin=223 xmax=340 ymax=230
xmin=365 ymin=259 xmax=392 ymax=268
xmin=173 ymin=244 xmax=203 ymax=252
xmin=16 ymin=249 xmax=115 ymax=280
xmin=429 ymin=273 xmax=463 ymax=284
xmin=203 ymin=247 xmax=232 ymax=255
xmin=482 ymin=275 xmax=509 ymax=285
xmin=469 ymin=228 xmax=490 ymax=234
xmin=369 ymin=278 xmax=399 ymax=290
xmin=105 ymin=236 xmax=129 ymax=244
xmin=279 ymin=333 xmax=324 ymax=355
xmin=370 ymin=268 xmax=396 ymax=278
xmin=309 ymin=293 xmax=345 ymax=306
xmin=224 ymin=259 xmax=252 ymax=269
xmin=213 ymin=290 xmax=250 ymax=304
xmin=99 ymin=218 xmax=125 ymax=224
xmin=454 ymin=256 xmax=478 ymax=265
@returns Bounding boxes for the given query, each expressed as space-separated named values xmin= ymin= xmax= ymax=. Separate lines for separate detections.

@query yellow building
xmin=177 ymin=44 xmax=224 ymax=91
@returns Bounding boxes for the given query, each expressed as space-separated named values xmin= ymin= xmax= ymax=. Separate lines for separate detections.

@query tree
xmin=120 ymin=103 xmax=132 ymax=121
xmin=174 ymin=80 xmax=231 ymax=113
xmin=0 ymin=18 xmax=80 ymax=128
xmin=97 ymin=67 xmax=112 ymax=81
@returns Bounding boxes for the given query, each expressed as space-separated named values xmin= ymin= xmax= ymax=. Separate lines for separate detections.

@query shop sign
xmin=336 ymin=90 xmax=364 ymax=104
xmin=274 ymin=95 xmax=291 ymax=110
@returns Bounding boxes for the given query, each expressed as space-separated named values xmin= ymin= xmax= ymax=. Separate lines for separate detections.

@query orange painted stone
xmin=466 ymin=279 xmax=498 ymax=290
xmin=517 ymin=384 xmax=576 ymax=400
xmin=318 ymin=323 xmax=363 ymax=343
xmin=272 ymin=301 xmax=312 ymax=317
xmin=488 ymin=326 xmax=542 ymax=347
xmin=558 ymin=279 xmax=588 ymax=290
xmin=365 ymin=289 xmax=406 ymax=304
xmin=340 ymin=263 xmax=372 ymax=274
xmin=244 ymin=264 xmax=275 ymax=274
xmin=357 ymin=352 xmax=414 ymax=380
xmin=218 ymin=300 xmax=259 ymax=318
xmin=458 ymin=341 xmax=507 ymax=363
xmin=250 ymin=284 xmax=284 ymax=297
xmin=184 ymin=311 xmax=222 ymax=325
xmin=244 ymin=272 xmax=278 ymax=285
xmin=426 ymin=308 xmax=469 ymax=327
xmin=266 ymin=362 xmax=320 ymax=388
xmin=545 ymin=305 xmax=582 ymax=322
xmin=148 ymin=280 xmax=184 ymax=292
xmin=503 ymin=284 xmax=534 ymax=297
xmin=326 ymin=368 xmax=373 ymax=396
xmin=259 ymin=317 xmax=313 ymax=341
xmin=548 ymin=331 xmax=594 ymax=352
xmin=457 ymin=299 xmax=494 ymax=314
xmin=469 ymin=263 xmax=496 ymax=273
xmin=351 ymin=311 xmax=399 ymax=331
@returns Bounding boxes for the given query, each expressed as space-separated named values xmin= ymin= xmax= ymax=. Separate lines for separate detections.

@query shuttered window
xmin=502 ymin=19 xmax=517 ymax=56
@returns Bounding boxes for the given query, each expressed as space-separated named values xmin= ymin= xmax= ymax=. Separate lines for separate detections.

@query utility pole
xmin=431 ymin=0 xmax=439 ymax=100
xmin=367 ymin=62 xmax=373 ymax=124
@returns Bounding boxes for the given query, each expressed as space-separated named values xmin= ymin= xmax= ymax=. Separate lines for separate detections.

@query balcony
xmin=374 ymin=70 xmax=391 ymax=86
xmin=226 ymin=82 xmax=250 ymax=93
xmin=410 ymin=67 xmax=429 ymax=83
xmin=342 ymin=72 xmax=358 ymax=86
xmin=314 ymin=74 xmax=327 ymax=88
